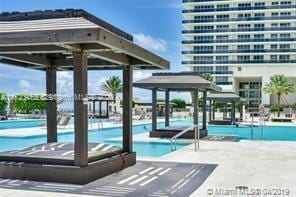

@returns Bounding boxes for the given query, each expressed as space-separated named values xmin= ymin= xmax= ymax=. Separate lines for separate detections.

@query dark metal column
xmin=209 ymin=100 xmax=212 ymax=122
xmin=152 ymin=88 xmax=157 ymax=131
xmin=212 ymin=101 xmax=215 ymax=120
xmin=165 ymin=89 xmax=170 ymax=127
xmin=231 ymin=101 xmax=236 ymax=124
xmin=122 ymin=65 xmax=133 ymax=153
xmin=202 ymin=91 xmax=207 ymax=131
xmin=106 ymin=101 xmax=109 ymax=118
xmin=99 ymin=101 xmax=102 ymax=117
xmin=93 ymin=101 xmax=95 ymax=114
xmin=46 ymin=65 xmax=57 ymax=143
xmin=73 ymin=51 xmax=88 ymax=167
xmin=240 ymin=103 xmax=243 ymax=120
xmin=193 ymin=89 xmax=199 ymax=126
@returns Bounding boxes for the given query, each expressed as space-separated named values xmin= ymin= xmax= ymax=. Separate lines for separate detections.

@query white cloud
xmin=133 ymin=71 xmax=152 ymax=82
xmin=57 ymin=72 xmax=73 ymax=96
xmin=19 ymin=80 xmax=34 ymax=93
xmin=133 ymin=33 xmax=167 ymax=52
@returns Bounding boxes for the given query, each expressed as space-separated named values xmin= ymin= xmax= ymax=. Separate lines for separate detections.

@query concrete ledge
xmin=0 ymin=152 xmax=136 ymax=184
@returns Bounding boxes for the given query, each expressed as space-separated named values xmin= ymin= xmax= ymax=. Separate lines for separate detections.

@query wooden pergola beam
xmin=0 ymin=54 xmax=50 ymax=67
xmin=91 ymin=51 xmax=130 ymax=65
xmin=0 ymin=45 xmax=68 ymax=54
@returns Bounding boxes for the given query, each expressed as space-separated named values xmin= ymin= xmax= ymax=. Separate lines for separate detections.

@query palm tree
xmin=263 ymin=74 xmax=295 ymax=117
xmin=201 ymin=73 xmax=213 ymax=82
xmin=100 ymin=76 xmax=122 ymax=103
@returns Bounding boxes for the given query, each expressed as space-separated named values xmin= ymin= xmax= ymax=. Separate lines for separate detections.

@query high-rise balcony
xmin=182 ymin=27 xmax=295 ymax=34
xmin=182 ymin=16 xmax=296 ymax=23
xmin=182 ymin=49 xmax=296 ymax=54
xmin=182 ymin=60 xmax=296 ymax=64
xmin=182 ymin=38 xmax=296 ymax=44
xmin=182 ymin=5 xmax=296 ymax=13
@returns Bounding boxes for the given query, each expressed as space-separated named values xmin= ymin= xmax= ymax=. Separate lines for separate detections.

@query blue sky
xmin=0 ymin=0 xmax=190 ymax=103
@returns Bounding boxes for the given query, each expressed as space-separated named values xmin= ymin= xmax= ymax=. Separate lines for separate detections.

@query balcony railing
xmin=183 ymin=5 xmax=296 ymax=13
xmin=182 ymin=60 xmax=296 ymax=64
xmin=182 ymin=38 xmax=296 ymax=44
xmin=182 ymin=16 xmax=296 ymax=23
xmin=183 ymin=0 xmax=227 ymax=2
xmin=195 ymin=70 xmax=233 ymax=74
xmin=182 ymin=27 xmax=295 ymax=34
xmin=182 ymin=49 xmax=296 ymax=54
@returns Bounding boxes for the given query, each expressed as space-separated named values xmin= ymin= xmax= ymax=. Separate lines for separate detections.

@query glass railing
xmin=215 ymin=81 xmax=233 ymax=85
xmin=183 ymin=5 xmax=296 ymax=13
xmin=182 ymin=38 xmax=296 ymax=44
xmin=182 ymin=16 xmax=296 ymax=23
xmin=182 ymin=27 xmax=295 ymax=34
xmin=196 ymin=71 xmax=233 ymax=74
xmin=182 ymin=49 xmax=296 ymax=54
xmin=182 ymin=60 xmax=296 ymax=64
xmin=183 ymin=0 xmax=228 ymax=2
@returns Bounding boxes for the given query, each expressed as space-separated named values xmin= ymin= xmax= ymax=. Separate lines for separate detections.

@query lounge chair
xmin=58 ymin=116 xmax=72 ymax=128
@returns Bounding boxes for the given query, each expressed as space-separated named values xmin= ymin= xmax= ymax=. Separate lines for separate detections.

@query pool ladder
xmin=171 ymin=125 xmax=200 ymax=152
xmin=250 ymin=113 xmax=265 ymax=140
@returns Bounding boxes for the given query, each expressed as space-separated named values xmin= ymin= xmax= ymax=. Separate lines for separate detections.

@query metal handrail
xmin=36 ymin=115 xmax=46 ymax=127
xmin=89 ymin=114 xmax=103 ymax=130
xmin=171 ymin=125 xmax=200 ymax=151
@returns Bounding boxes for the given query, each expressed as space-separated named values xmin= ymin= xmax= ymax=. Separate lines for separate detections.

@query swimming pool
xmin=0 ymin=119 xmax=41 ymax=130
xmin=0 ymin=121 xmax=189 ymax=157
xmin=178 ymin=120 xmax=296 ymax=142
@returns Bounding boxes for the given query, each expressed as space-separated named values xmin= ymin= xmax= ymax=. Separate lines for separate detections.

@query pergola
xmin=88 ymin=95 xmax=114 ymax=118
xmin=207 ymin=92 xmax=245 ymax=125
xmin=0 ymin=9 xmax=169 ymax=184
xmin=134 ymin=72 xmax=222 ymax=138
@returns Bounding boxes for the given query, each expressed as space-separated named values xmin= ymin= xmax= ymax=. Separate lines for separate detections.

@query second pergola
xmin=134 ymin=72 xmax=222 ymax=138
xmin=207 ymin=92 xmax=245 ymax=125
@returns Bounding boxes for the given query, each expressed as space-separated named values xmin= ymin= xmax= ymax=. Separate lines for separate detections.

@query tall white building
xmin=182 ymin=0 xmax=296 ymax=112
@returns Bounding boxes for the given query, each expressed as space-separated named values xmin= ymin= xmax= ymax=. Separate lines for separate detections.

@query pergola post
xmin=106 ymin=101 xmax=109 ymax=118
xmin=99 ymin=101 xmax=102 ymax=117
xmin=73 ymin=51 xmax=88 ymax=167
xmin=209 ymin=100 xmax=212 ymax=122
xmin=92 ymin=101 xmax=96 ymax=114
xmin=212 ymin=101 xmax=215 ymax=120
xmin=165 ymin=89 xmax=170 ymax=127
xmin=202 ymin=91 xmax=207 ymax=131
xmin=152 ymin=88 xmax=157 ymax=131
xmin=46 ymin=65 xmax=57 ymax=143
xmin=193 ymin=89 xmax=199 ymax=126
xmin=122 ymin=65 xmax=133 ymax=153
xmin=240 ymin=102 xmax=243 ymax=120
xmin=231 ymin=101 xmax=236 ymax=124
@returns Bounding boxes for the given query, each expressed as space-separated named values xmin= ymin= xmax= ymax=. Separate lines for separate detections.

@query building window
xmin=254 ymin=2 xmax=265 ymax=6
xmin=216 ymin=56 xmax=228 ymax=61
xmin=216 ymin=66 xmax=229 ymax=72
xmin=237 ymin=45 xmax=250 ymax=50
xmin=216 ymin=35 xmax=229 ymax=40
xmin=271 ymin=12 xmax=279 ymax=16
xmin=254 ymin=45 xmax=264 ymax=50
xmin=254 ymin=13 xmax=265 ymax=17
xmin=253 ymin=55 xmax=264 ymax=60
xmin=271 ymin=44 xmax=278 ymax=49
xmin=217 ymin=4 xmax=229 ymax=8
xmin=216 ymin=25 xmax=229 ymax=29
xmin=254 ymin=24 xmax=264 ymax=28
xmin=216 ymin=15 xmax=229 ymax=19
xmin=281 ymin=1 xmax=291 ymax=5
xmin=254 ymin=34 xmax=264 ymax=39
xmin=238 ymin=35 xmax=251 ymax=39
xmin=271 ymin=55 xmax=277 ymax=60
xmin=238 ymin=3 xmax=251 ymax=7
xmin=238 ymin=56 xmax=250 ymax=60
xmin=272 ymin=2 xmax=279 ymax=5
xmin=279 ymin=55 xmax=290 ymax=60
xmin=280 ymin=34 xmax=290 ymax=38
xmin=238 ymin=13 xmax=251 ymax=18
xmin=193 ymin=66 xmax=213 ymax=73
xmin=216 ymin=46 xmax=229 ymax=51
xmin=280 ymin=23 xmax=290 ymax=27
xmin=279 ymin=44 xmax=290 ymax=49
xmin=271 ymin=34 xmax=278 ymax=38
xmin=216 ymin=76 xmax=228 ymax=83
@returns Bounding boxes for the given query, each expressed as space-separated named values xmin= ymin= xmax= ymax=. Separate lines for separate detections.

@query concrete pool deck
xmin=1 ymin=140 xmax=296 ymax=196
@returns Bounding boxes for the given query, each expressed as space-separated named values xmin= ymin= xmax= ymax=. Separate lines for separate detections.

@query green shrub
xmin=14 ymin=94 xmax=47 ymax=114
xmin=270 ymin=104 xmax=283 ymax=113
xmin=0 ymin=92 xmax=8 ymax=114
xmin=171 ymin=98 xmax=186 ymax=109
xmin=292 ymin=103 xmax=296 ymax=110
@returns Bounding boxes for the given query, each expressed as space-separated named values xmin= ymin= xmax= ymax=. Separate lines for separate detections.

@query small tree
xmin=171 ymin=98 xmax=186 ymax=109
xmin=0 ymin=92 xmax=8 ymax=115
xmin=263 ymin=74 xmax=295 ymax=117
xmin=201 ymin=73 xmax=213 ymax=82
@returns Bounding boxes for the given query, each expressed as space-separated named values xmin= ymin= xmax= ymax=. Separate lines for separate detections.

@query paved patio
xmin=1 ymin=140 xmax=296 ymax=196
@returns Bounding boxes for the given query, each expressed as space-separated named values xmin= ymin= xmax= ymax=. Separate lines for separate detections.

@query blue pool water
xmin=0 ymin=119 xmax=40 ymax=129
xmin=1 ymin=119 xmax=296 ymax=157
xmin=0 ymin=121 xmax=189 ymax=157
